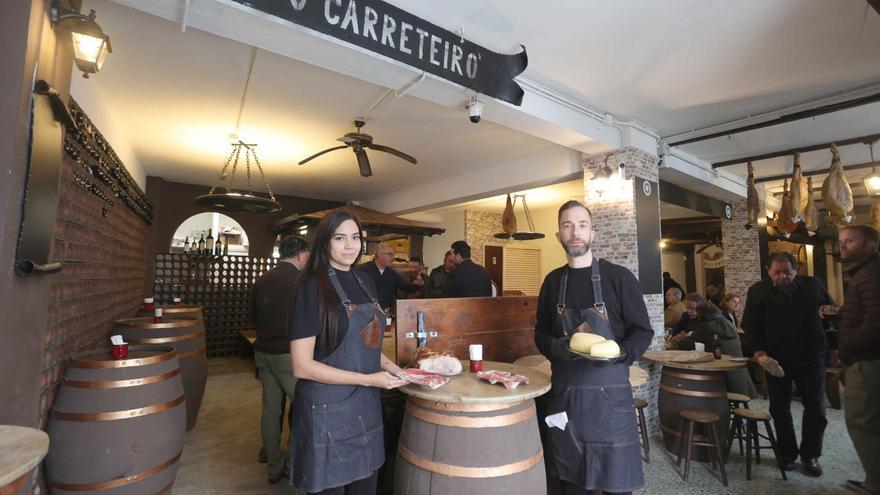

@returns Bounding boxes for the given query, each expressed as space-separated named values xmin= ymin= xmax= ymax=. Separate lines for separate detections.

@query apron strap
xmin=351 ymin=270 xmax=379 ymax=306
xmin=327 ymin=268 xmax=353 ymax=310
xmin=591 ymin=257 xmax=606 ymax=314
xmin=557 ymin=269 xmax=568 ymax=314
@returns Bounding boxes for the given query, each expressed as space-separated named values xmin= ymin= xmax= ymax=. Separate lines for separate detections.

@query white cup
xmin=469 ymin=344 xmax=483 ymax=361
xmin=694 ymin=342 xmax=705 ymax=352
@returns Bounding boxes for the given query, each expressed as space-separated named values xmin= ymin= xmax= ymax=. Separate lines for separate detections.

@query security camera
xmin=467 ymin=97 xmax=484 ymax=124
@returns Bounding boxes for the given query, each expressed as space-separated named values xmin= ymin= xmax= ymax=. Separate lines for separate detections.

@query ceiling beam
xmin=754 ymin=160 xmax=879 ymax=183
xmin=713 ymin=133 xmax=880 ymax=168
xmin=869 ymin=0 xmax=880 ymax=15
xmin=668 ymin=92 xmax=880 ymax=147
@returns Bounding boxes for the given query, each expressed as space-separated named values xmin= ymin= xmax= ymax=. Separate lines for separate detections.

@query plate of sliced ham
xmin=397 ymin=368 xmax=450 ymax=390
xmin=476 ymin=370 xmax=530 ymax=390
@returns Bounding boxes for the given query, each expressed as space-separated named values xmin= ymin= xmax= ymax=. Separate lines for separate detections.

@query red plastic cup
xmin=470 ymin=360 xmax=484 ymax=373
xmin=172 ymin=297 xmax=182 ymax=305
xmin=144 ymin=298 xmax=154 ymax=311
xmin=153 ymin=308 xmax=164 ymax=323
xmin=111 ymin=344 xmax=129 ymax=360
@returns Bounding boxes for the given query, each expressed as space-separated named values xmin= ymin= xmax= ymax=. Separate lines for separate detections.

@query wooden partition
xmin=395 ymin=296 xmax=540 ymax=365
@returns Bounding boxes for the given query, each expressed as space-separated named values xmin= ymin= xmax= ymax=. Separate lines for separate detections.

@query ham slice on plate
xmin=397 ymin=368 xmax=449 ymax=390
xmin=476 ymin=370 xmax=529 ymax=390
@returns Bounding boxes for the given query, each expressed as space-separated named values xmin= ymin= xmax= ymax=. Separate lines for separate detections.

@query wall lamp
xmin=50 ymin=2 xmax=112 ymax=78
xmin=863 ymin=141 xmax=880 ymax=197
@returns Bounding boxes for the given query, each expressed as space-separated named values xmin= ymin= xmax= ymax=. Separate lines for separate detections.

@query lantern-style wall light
xmin=863 ymin=141 xmax=880 ymax=197
xmin=50 ymin=2 xmax=112 ymax=78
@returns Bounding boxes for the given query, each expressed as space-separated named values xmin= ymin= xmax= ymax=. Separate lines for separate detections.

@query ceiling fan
xmin=298 ymin=120 xmax=417 ymax=177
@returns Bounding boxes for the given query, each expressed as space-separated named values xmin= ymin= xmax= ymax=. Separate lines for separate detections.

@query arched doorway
xmin=171 ymin=212 xmax=250 ymax=256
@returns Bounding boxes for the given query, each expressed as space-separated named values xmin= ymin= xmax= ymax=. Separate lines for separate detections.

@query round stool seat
xmin=680 ymin=409 xmax=720 ymax=424
xmin=634 ymin=398 xmax=648 ymax=409
xmin=727 ymin=392 xmax=751 ymax=403
xmin=733 ymin=408 xmax=770 ymax=421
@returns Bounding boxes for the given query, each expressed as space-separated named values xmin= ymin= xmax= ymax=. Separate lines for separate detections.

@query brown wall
xmin=0 ymin=0 xmax=75 ymax=432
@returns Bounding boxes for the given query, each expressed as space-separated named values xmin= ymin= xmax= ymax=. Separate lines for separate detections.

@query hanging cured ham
xmin=821 ymin=144 xmax=854 ymax=225
xmin=790 ymin=152 xmax=808 ymax=218
xmin=803 ymin=177 xmax=819 ymax=235
xmin=745 ymin=162 xmax=761 ymax=229
xmin=872 ymin=197 xmax=880 ymax=231
xmin=501 ymin=194 xmax=517 ymax=236
xmin=777 ymin=179 xmax=798 ymax=237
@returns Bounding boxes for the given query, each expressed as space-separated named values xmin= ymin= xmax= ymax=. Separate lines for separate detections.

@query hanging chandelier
xmin=195 ymin=140 xmax=281 ymax=213
xmin=195 ymin=46 xmax=281 ymax=214
xmin=494 ymin=193 xmax=545 ymax=240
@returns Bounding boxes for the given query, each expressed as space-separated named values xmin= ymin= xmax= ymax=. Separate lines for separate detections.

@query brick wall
xmin=721 ymin=199 xmax=763 ymax=322
xmin=464 ymin=209 xmax=512 ymax=266
xmin=39 ymin=150 xmax=150 ymax=430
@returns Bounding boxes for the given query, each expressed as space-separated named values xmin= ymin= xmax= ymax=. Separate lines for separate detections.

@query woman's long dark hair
xmin=297 ymin=209 xmax=364 ymax=353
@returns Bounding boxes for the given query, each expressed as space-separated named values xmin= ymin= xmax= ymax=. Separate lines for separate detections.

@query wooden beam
xmin=869 ymin=0 xmax=880 ymax=16
xmin=712 ymin=133 xmax=880 ymax=168
xmin=754 ymin=160 xmax=878 ymax=183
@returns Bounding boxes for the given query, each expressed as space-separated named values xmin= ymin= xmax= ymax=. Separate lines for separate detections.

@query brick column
xmin=464 ymin=210 xmax=513 ymax=266
xmin=721 ymin=199 xmax=763 ymax=323
xmin=584 ymin=147 xmax=665 ymax=435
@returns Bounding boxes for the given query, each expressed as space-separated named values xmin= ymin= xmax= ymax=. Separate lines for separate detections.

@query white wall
xmin=70 ymin=76 xmax=146 ymax=189
xmin=419 ymin=210 xmax=464 ymax=269
xmin=517 ymin=205 xmax=567 ymax=280
xmin=662 ymin=251 xmax=688 ymax=293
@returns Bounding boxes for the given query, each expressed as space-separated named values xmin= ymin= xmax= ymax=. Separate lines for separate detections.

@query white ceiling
xmin=83 ymin=0 xmax=880 ymax=211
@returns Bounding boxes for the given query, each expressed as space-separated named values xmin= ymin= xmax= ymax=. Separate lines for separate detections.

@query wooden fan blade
xmin=355 ymin=148 xmax=372 ymax=177
xmin=366 ymin=144 xmax=417 ymax=164
xmin=298 ymin=145 xmax=348 ymax=165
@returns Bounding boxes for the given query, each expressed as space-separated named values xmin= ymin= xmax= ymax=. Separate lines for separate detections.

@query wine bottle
xmin=198 ymin=233 xmax=206 ymax=254
xmin=183 ymin=236 xmax=190 ymax=253
xmin=223 ymin=237 xmax=229 ymax=255
xmin=215 ymin=233 xmax=223 ymax=255
xmin=206 ymin=229 xmax=215 ymax=254
xmin=713 ymin=334 xmax=722 ymax=360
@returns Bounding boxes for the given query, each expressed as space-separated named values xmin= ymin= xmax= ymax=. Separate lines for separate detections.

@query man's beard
xmin=561 ymin=239 xmax=590 ymax=257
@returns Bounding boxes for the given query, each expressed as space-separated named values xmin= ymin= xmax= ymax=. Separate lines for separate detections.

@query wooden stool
xmin=725 ymin=408 xmax=787 ymax=481
xmin=825 ymin=368 xmax=842 ymax=410
xmin=727 ymin=392 xmax=751 ymax=455
xmin=676 ymin=410 xmax=728 ymax=487
xmin=634 ymin=398 xmax=650 ymax=463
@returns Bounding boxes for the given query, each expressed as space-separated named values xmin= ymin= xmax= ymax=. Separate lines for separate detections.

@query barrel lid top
xmin=115 ymin=317 xmax=200 ymax=329
xmin=161 ymin=305 xmax=202 ymax=313
xmin=69 ymin=346 xmax=177 ymax=368
xmin=0 ymin=426 xmax=48 ymax=487
xmin=642 ymin=350 xmax=748 ymax=371
xmin=399 ymin=361 xmax=551 ymax=404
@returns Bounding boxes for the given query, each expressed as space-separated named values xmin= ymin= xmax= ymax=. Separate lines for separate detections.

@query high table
xmin=394 ymin=361 xmax=551 ymax=495
xmin=0 ymin=426 xmax=49 ymax=495
xmin=642 ymin=350 xmax=748 ymax=461
xmin=512 ymin=354 xmax=648 ymax=388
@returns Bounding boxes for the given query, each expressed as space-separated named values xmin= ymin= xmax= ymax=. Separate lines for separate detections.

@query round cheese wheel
xmin=590 ymin=340 xmax=620 ymax=358
xmin=570 ymin=333 xmax=605 ymax=353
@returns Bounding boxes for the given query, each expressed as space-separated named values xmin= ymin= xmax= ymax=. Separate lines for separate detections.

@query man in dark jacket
xmin=250 ymin=235 xmax=309 ymax=483
xmin=742 ymin=251 xmax=834 ymax=477
xmin=443 ymin=240 xmax=492 ymax=297
xmin=357 ymin=242 xmax=422 ymax=314
xmin=423 ymin=250 xmax=455 ymax=298
xmin=837 ymin=225 xmax=880 ymax=494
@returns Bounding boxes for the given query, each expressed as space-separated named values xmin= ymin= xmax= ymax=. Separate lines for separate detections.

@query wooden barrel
xmin=46 ymin=346 xmax=186 ymax=494
xmin=115 ymin=317 xmax=207 ymax=432
xmin=658 ymin=367 xmax=729 ymax=462
xmin=136 ymin=305 xmax=203 ymax=320
xmin=394 ymin=398 xmax=546 ymax=495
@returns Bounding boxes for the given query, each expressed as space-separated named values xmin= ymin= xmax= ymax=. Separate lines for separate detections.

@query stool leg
xmin=638 ymin=408 xmax=650 ymax=463
xmin=725 ymin=417 xmax=741 ymax=462
xmin=763 ymin=419 xmax=788 ymax=481
xmin=752 ymin=419 xmax=761 ymax=465
xmin=677 ymin=419 xmax=688 ymax=467
xmin=683 ymin=420 xmax=695 ymax=481
xmin=708 ymin=423 xmax=728 ymax=487
xmin=745 ymin=420 xmax=754 ymax=481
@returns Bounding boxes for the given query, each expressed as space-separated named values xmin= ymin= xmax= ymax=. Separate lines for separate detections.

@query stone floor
xmin=173 ymin=358 xmax=866 ymax=495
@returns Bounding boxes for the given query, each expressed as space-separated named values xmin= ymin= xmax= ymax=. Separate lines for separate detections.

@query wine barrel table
xmin=0 ymin=426 xmax=48 ymax=495
xmin=642 ymin=351 xmax=747 ymax=462
xmin=395 ymin=361 xmax=551 ymax=495
xmin=115 ymin=317 xmax=207 ymax=431
xmin=46 ymin=347 xmax=186 ymax=494
xmin=137 ymin=304 xmax=203 ymax=320
xmin=512 ymin=354 xmax=649 ymax=388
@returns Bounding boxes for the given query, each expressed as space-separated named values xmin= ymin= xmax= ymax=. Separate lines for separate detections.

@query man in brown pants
xmin=837 ymin=224 xmax=880 ymax=494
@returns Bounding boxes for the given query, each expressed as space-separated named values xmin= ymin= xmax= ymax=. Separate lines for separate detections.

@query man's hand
xmin=550 ymin=336 xmax=579 ymax=361
xmin=753 ymin=351 xmax=767 ymax=359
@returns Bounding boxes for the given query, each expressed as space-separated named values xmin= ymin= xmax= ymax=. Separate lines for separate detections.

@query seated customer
xmin=719 ymin=293 xmax=742 ymax=329
xmin=683 ymin=299 xmax=757 ymax=397
xmin=664 ymin=287 xmax=687 ymax=327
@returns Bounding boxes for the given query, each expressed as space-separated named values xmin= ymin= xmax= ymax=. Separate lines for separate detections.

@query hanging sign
xmin=702 ymin=245 xmax=725 ymax=269
xmin=229 ymin=0 xmax=528 ymax=105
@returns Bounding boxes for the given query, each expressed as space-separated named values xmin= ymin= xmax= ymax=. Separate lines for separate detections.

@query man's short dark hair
xmin=409 ymin=256 xmax=422 ymax=264
xmin=451 ymin=240 xmax=471 ymax=258
xmin=767 ymin=251 xmax=798 ymax=270
xmin=840 ymin=224 xmax=880 ymax=246
xmin=557 ymin=200 xmax=593 ymax=225
xmin=279 ymin=234 xmax=309 ymax=258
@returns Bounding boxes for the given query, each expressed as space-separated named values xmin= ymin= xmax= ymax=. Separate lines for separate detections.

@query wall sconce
xmin=50 ymin=2 xmax=112 ymax=78
xmin=863 ymin=142 xmax=880 ymax=197
xmin=590 ymin=160 xmax=627 ymax=198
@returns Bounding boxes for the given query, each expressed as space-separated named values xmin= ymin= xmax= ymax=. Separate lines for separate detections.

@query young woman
xmin=719 ymin=293 xmax=742 ymax=329
xmin=288 ymin=210 xmax=406 ymax=495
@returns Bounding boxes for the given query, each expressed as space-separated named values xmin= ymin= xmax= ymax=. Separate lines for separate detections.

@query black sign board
xmin=231 ymin=0 xmax=528 ymax=105
xmin=636 ymin=178 xmax=662 ymax=294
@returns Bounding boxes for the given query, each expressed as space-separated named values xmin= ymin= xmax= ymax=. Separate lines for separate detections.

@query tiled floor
xmin=173 ymin=358 xmax=866 ymax=494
